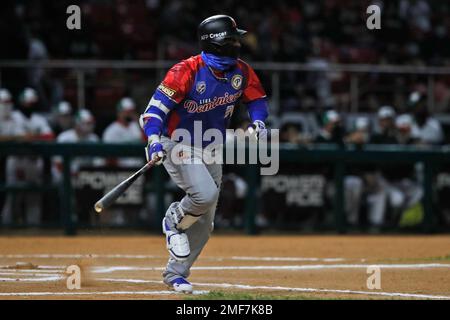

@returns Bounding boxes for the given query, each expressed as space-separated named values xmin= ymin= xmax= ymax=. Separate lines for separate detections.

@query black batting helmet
xmin=198 ymin=15 xmax=247 ymax=58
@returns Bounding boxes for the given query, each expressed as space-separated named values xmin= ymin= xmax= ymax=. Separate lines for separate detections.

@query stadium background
xmin=1 ymin=0 xmax=450 ymax=235
xmin=1 ymin=0 xmax=450 ymax=301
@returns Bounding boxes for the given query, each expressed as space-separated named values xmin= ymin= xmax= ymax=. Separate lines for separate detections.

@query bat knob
xmin=94 ymin=202 xmax=103 ymax=213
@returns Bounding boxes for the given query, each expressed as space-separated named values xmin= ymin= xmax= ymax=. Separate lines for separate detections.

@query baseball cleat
xmin=162 ymin=217 xmax=190 ymax=261
xmin=165 ymin=277 xmax=193 ymax=293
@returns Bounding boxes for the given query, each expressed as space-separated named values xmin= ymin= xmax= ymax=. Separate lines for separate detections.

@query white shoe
xmin=162 ymin=217 xmax=190 ymax=261
xmin=165 ymin=277 xmax=193 ymax=293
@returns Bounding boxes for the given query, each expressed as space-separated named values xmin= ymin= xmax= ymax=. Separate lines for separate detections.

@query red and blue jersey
xmin=141 ymin=54 xmax=268 ymax=146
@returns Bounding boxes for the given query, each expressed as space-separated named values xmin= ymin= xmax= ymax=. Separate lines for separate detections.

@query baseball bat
xmin=94 ymin=158 xmax=159 ymax=213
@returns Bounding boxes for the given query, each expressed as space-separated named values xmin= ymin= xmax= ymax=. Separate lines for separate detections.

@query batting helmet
xmin=198 ymin=15 xmax=247 ymax=58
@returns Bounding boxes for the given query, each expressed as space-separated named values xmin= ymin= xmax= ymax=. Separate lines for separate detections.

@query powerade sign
xmin=261 ymin=175 xmax=326 ymax=207
xmin=74 ymin=167 xmax=145 ymax=206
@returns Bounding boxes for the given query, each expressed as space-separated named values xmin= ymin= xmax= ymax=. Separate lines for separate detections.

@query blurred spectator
xmin=0 ymin=88 xmax=26 ymax=140
xmin=52 ymin=109 xmax=100 ymax=181
xmin=216 ymin=173 xmax=248 ymax=229
xmin=408 ymin=91 xmax=444 ymax=145
xmin=2 ymin=87 xmax=54 ymax=226
xmin=344 ymin=117 xmax=371 ymax=226
xmin=314 ymin=110 xmax=363 ymax=227
xmin=396 ymin=114 xmax=420 ymax=145
xmin=363 ymin=113 xmax=423 ymax=229
xmin=28 ymin=33 xmax=50 ymax=109
xmin=15 ymin=88 xmax=54 ymax=140
xmin=102 ymin=97 xmax=144 ymax=167
xmin=102 ymin=97 xmax=145 ymax=225
xmin=363 ymin=106 xmax=399 ymax=228
xmin=399 ymin=0 xmax=431 ymax=33
xmin=220 ymin=118 xmax=251 ymax=228
xmin=345 ymin=117 xmax=370 ymax=146
xmin=314 ymin=110 xmax=345 ymax=144
xmin=52 ymin=109 xmax=104 ymax=225
xmin=369 ymin=106 xmax=397 ymax=144
xmin=280 ymin=122 xmax=302 ymax=144
xmin=50 ymin=101 xmax=74 ymax=136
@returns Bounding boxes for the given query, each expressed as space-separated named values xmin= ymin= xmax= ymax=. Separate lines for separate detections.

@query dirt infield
xmin=0 ymin=235 xmax=449 ymax=299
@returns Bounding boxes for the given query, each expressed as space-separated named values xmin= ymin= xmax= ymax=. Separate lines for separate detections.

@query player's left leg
xmin=163 ymin=162 xmax=222 ymax=292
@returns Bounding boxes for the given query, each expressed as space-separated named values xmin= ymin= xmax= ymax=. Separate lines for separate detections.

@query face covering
xmin=332 ymin=124 xmax=344 ymax=141
xmin=414 ymin=109 xmax=428 ymax=126
xmin=22 ymin=107 xmax=35 ymax=118
xmin=78 ymin=122 xmax=94 ymax=136
xmin=124 ymin=116 xmax=134 ymax=124
xmin=201 ymin=51 xmax=237 ymax=71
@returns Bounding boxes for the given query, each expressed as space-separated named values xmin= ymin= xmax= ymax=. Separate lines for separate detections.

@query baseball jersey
xmin=0 ymin=111 xmax=27 ymax=137
xmin=102 ymin=121 xmax=145 ymax=167
xmin=141 ymin=54 xmax=269 ymax=147
xmin=52 ymin=129 xmax=102 ymax=180
xmin=103 ymin=121 xmax=143 ymax=143
xmin=15 ymin=111 xmax=54 ymax=140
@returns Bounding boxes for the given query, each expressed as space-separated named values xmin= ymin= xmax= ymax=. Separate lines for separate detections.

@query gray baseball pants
xmin=160 ymin=136 xmax=222 ymax=283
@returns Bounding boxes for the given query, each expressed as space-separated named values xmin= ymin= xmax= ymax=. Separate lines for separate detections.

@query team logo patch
xmin=158 ymin=84 xmax=176 ymax=98
xmin=231 ymin=74 xmax=243 ymax=90
xmin=196 ymin=81 xmax=206 ymax=94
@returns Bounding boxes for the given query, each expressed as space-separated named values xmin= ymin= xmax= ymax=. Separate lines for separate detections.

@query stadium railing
xmin=1 ymin=60 xmax=449 ymax=114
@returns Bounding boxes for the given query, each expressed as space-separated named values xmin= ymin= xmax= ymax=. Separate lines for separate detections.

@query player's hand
xmin=247 ymin=120 xmax=267 ymax=141
xmin=145 ymin=135 xmax=165 ymax=165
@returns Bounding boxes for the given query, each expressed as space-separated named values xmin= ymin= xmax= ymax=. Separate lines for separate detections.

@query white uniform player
xmin=0 ymin=89 xmax=26 ymax=138
xmin=102 ymin=97 xmax=144 ymax=168
xmin=102 ymin=98 xmax=146 ymax=225
xmin=52 ymin=109 xmax=101 ymax=181
xmin=2 ymin=88 xmax=54 ymax=225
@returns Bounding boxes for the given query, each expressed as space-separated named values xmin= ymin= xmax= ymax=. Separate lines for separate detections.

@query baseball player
xmin=140 ymin=15 xmax=269 ymax=292
xmin=2 ymin=88 xmax=54 ymax=225
xmin=0 ymin=88 xmax=26 ymax=140
xmin=102 ymin=98 xmax=145 ymax=225
xmin=103 ymin=97 xmax=144 ymax=168
xmin=52 ymin=109 xmax=101 ymax=181
xmin=51 ymin=101 xmax=74 ymax=136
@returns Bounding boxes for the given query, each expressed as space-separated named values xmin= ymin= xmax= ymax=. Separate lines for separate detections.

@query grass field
xmin=0 ymin=235 xmax=449 ymax=300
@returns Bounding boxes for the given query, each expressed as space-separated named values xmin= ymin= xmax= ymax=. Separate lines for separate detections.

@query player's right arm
xmin=140 ymin=60 xmax=194 ymax=165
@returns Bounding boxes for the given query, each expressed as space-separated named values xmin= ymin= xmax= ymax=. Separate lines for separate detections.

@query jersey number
xmin=225 ymin=105 xmax=235 ymax=119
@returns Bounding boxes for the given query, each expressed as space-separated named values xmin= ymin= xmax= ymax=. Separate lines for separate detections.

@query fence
xmin=1 ymin=141 xmax=450 ymax=235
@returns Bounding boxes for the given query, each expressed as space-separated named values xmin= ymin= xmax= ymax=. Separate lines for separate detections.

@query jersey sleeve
xmin=238 ymin=61 xmax=269 ymax=123
xmin=140 ymin=60 xmax=195 ymax=137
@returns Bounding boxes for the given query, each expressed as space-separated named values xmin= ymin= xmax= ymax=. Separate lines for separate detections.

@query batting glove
xmin=247 ymin=120 xmax=267 ymax=140
xmin=145 ymin=135 xmax=165 ymax=165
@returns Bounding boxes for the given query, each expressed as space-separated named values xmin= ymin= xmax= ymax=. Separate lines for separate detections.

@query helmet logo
xmin=231 ymin=75 xmax=243 ymax=90
xmin=196 ymin=81 xmax=206 ymax=94
xmin=201 ymin=31 xmax=227 ymax=40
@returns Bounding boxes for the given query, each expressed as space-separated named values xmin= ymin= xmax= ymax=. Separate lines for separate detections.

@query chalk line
xmin=91 ymin=263 xmax=450 ymax=273
xmin=0 ymin=276 xmax=62 ymax=282
xmin=98 ymin=278 xmax=450 ymax=300
xmin=0 ymin=290 xmax=209 ymax=297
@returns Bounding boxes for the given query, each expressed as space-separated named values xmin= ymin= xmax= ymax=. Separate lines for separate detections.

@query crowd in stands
xmin=1 ymin=0 xmax=450 ymax=119
xmin=3 ymin=0 xmax=449 ymax=64
xmin=0 ymin=87 xmax=145 ymax=226
xmin=1 ymin=0 xmax=450 ymax=230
